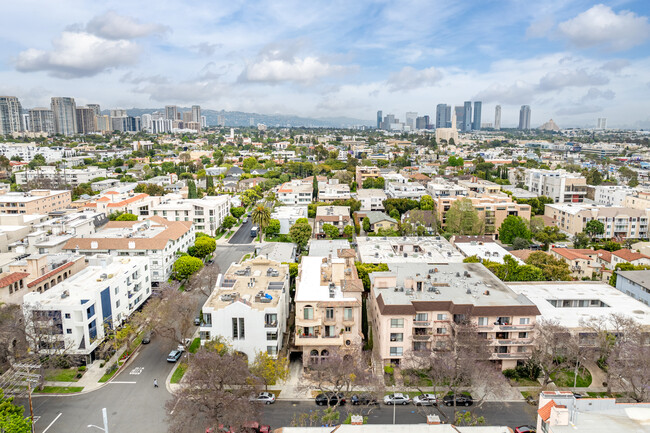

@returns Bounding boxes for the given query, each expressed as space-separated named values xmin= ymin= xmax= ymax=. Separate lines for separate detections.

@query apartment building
xmin=435 ymin=195 xmax=531 ymax=235
xmin=22 ymin=254 xmax=151 ymax=361
xmin=545 ymin=203 xmax=649 ymax=238
xmin=426 ymin=179 xmax=468 ymax=198
xmin=15 ymin=166 xmax=110 ymax=187
xmin=277 ymin=180 xmax=313 ymax=206
xmin=592 ymin=185 xmax=636 ymax=206
xmin=0 ymin=144 xmax=76 ymax=163
xmin=314 ymin=206 xmax=352 ymax=237
xmin=271 ymin=205 xmax=308 ymax=234
xmin=615 ymin=270 xmax=650 ymax=306
xmin=62 ymin=216 xmax=194 ymax=283
xmin=294 ymin=250 xmax=363 ymax=366
xmin=385 ymin=180 xmax=428 ymax=199
xmin=550 ymin=248 xmax=601 ymax=279
xmin=368 ymin=263 xmax=540 ymax=370
xmin=0 ymin=189 xmax=71 ymax=214
xmin=355 ymin=166 xmax=381 ymax=188
xmin=622 ymin=190 xmax=650 ymax=210
xmin=199 ymin=257 xmax=290 ymax=360
xmin=318 ymin=183 xmax=351 ymax=203
xmin=509 ymin=168 xmax=587 ymax=203
xmin=33 ymin=210 xmax=108 ymax=237
xmin=151 ymin=195 xmax=230 ymax=236
xmin=356 ymin=189 xmax=387 ymax=211
xmin=457 ymin=177 xmax=501 ymax=196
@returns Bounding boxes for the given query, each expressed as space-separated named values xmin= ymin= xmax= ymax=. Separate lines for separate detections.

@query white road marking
xmin=42 ymin=413 xmax=62 ymax=433
xmin=129 ymin=367 xmax=144 ymax=375
xmin=110 ymin=381 xmax=137 ymax=384
xmin=169 ymin=398 xmax=181 ymax=415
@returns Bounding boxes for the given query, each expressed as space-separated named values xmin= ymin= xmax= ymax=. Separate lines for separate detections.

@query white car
xmin=383 ymin=393 xmax=411 ymax=405
xmin=413 ymin=393 xmax=438 ymax=406
xmin=251 ymin=392 xmax=276 ymax=405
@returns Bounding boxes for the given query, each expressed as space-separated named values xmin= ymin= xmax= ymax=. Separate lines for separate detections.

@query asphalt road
xmin=229 ymin=219 xmax=255 ymax=244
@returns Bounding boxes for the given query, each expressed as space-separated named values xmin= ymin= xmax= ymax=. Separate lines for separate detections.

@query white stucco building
xmin=151 ymin=195 xmax=230 ymax=236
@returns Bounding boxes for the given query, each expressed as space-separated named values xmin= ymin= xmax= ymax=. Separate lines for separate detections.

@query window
xmin=390 ymin=347 xmax=403 ymax=356
xmin=519 ymin=318 xmax=530 ymax=325
xmin=65 ymin=313 xmax=71 ymax=319
xmin=326 ymin=308 xmax=334 ymax=319
xmin=344 ymin=326 xmax=351 ymax=333
xmin=324 ymin=325 xmax=336 ymax=337
xmin=304 ymin=306 xmax=314 ymax=320
xmin=478 ymin=317 xmax=488 ymax=326
xmin=267 ymin=346 xmax=278 ymax=356
xmin=344 ymin=307 xmax=353 ymax=320
xmin=436 ymin=327 xmax=447 ymax=335
xmin=519 ymin=332 xmax=529 ymax=339
xmin=437 ymin=313 xmax=448 ymax=321
xmin=232 ymin=317 xmax=245 ymax=339
xmin=204 ymin=313 xmax=212 ymax=326
xmin=86 ymin=305 xmax=95 ymax=318
xmin=267 ymin=332 xmax=278 ymax=341
xmin=390 ymin=333 xmax=403 ymax=342
xmin=415 ymin=313 xmax=428 ymax=322
xmin=390 ymin=318 xmax=404 ymax=328
xmin=114 ymin=287 xmax=119 ymax=295
xmin=116 ymin=300 xmax=120 ymax=308
xmin=66 ymin=329 xmax=72 ymax=334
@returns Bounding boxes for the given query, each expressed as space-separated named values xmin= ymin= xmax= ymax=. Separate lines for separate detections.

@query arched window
xmin=320 ymin=349 xmax=329 ymax=362
xmin=303 ymin=305 xmax=314 ymax=320
xmin=310 ymin=349 xmax=319 ymax=365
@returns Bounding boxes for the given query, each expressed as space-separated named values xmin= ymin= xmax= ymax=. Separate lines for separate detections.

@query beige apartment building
xmin=545 ymin=203 xmax=649 ymax=239
xmin=355 ymin=166 xmax=381 ymax=188
xmin=368 ymin=263 xmax=540 ymax=370
xmin=0 ymin=189 xmax=71 ymax=214
xmin=314 ymin=206 xmax=352 ymax=237
xmin=549 ymin=248 xmax=601 ymax=279
xmin=435 ymin=195 xmax=531 ymax=235
xmin=294 ymin=250 xmax=364 ymax=366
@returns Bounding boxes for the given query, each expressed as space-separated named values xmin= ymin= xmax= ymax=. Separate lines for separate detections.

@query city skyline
xmin=1 ymin=1 xmax=649 ymax=128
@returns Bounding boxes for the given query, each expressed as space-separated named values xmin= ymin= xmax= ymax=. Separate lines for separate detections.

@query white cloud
xmin=581 ymin=87 xmax=615 ymax=102
xmin=386 ymin=66 xmax=443 ymax=92
xmin=526 ymin=16 xmax=554 ymax=38
xmin=558 ymin=4 xmax=650 ymax=51
xmin=537 ymin=68 xmax=609 ymax=91
xmin=600 ymin=59 xmax=630 ymax=73
xmin=84 ymin=10 xmax=169 ymax=40
xmin=556 ymin=104 xmax=602 ymax=116
xmin=15 ymin=31 xmax=140 ymax=79
xmin=240 ymin=56 xmax=349 ymax=84
xmin=473 ymin=81 xmax=536 ymax=104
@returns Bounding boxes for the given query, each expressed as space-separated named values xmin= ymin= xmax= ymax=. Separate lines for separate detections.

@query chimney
xmin=427 ymin=415 xmax=441 ymax=425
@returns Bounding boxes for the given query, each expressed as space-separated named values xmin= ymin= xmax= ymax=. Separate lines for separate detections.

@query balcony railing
xmin=413 ymin=321 xmax=431 ymax=327
xmin=492 ymin=338 xmax=533 ymax=345
xmin=490 ymin=352 xmax=529 ymax=359
xmin=265 ymin=321 xmax=278 ymax=328
xmin=413 ymin=334 xmax=432 ymax=341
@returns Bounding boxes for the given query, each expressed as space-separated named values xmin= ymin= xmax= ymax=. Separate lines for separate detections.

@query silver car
xmin=413 ymin=393 xmax=437 ymax=406
xmin=383 ymin=393 xmax=411 ymax=405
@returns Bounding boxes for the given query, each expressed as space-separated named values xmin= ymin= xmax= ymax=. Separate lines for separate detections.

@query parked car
xmin=250 ymin=392 xmax=276 ymax=405
xmin=514 ymin=426 xmax=536 ymax=433
xmin=166 ymin=350 xmax=182 ymax=362
xmin=413 ymin=393 xmax=437 ymax=406
xmin=194 ymin=316 xmax=201 ymax=326
xmin=142 ymin=332 xmax=152 ymax=344
xmin=442 ymin=393 xmax=474 ymax=407
xmin=351 ymin=394 xmax=378 ymax=405
xmin=315 ymin=392 xmax=346 ymax=406
xmin=243 ymin=217 xmax=249 ymax=223
xmin=383 ymin=393 xmax=411 ymax=405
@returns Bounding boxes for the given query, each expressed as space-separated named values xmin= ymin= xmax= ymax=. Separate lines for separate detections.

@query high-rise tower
xmin=472 ymin=101 xmax=482 ymax=131
xmin=463 ymin=101 xmax=472 ymax=132
xmin=0 ymin=96 xmax=24 ymax=134
xmin=494 ymin=105 xmax=501 ymax=130
xmin=519 ymin=105 xmax=531 ymax=130
xmin=377 ymin=110 xmax=383 ymax=129
xmin=51 ymin=97 xmax=77 ymax=136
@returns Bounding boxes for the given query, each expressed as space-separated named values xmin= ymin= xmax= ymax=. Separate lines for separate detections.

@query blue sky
xmin=1 ymin=0 xmax=649 ymax=127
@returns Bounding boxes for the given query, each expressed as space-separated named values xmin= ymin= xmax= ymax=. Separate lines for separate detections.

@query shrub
xmin=77 ymin=366 xmax=86 ymax=372
xmin=384 ymin=365 xmax=394 ymax=375
xmin=100 ymin=363 xmax=105 ymax=368
xmin=503 ymin=368 xmax=517 ymax=379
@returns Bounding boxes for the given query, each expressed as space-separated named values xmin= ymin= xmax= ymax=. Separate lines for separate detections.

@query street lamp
xmin=87 ymin=408 xmax=109 ymax=433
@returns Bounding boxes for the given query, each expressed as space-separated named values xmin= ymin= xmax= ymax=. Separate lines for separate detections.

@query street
xmin=229 ymin=219 xmax=255 ymax=244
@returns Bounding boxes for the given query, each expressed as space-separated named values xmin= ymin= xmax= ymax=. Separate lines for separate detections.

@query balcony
xmin=295 ymin=334 xmax=343 ymax=346
xmin=490 ymin=338 xmax=533 ymax=346
xmin=490 ymin=352 xmax=530 ymax=360
xmin=413 ymin=334 xmax=432 ymax=341
xmin=264 ymin=321 xmax=278 ymax=328
xmin=413 ymin=321 xmax=431 ymax=327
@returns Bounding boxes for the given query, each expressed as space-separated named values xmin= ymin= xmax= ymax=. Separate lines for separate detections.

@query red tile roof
xmin=0 ymin=272 xmax=29 ymax=288
xmin=551 ymin=248 xmax=591 ymax=261
xmin=594 ymin=249 xmax=612 ymax=263
xmin=27 ymin=261 xmax=75 ymax=288
xmin=612 ymin=249 xmax=650 ymax=262
xmin=537 ymin=400 xmax=557 ymax=422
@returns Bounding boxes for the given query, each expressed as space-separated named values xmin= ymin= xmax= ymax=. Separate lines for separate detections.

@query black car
xmin=351 ymin=394 xmax=378 ymax=405
xmin=442 ymin=393 xmax=474 ymax=407
xmin=315 ymin=392 xmax=346 ymax=406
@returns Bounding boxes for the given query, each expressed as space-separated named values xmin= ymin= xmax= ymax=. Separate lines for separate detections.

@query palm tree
xmin=251 ymin=205 xmax=271 ymax=242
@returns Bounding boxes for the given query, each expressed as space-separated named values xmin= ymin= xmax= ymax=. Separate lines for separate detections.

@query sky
xmin=1 ymin=0 xmax=650 ymax=128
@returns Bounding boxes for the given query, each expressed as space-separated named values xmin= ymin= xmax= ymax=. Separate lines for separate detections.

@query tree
xmin=265 ymin=219 xmax=281 ymax=236
xmin=242 ymin=157 xmax=259 ymax=171
xmin=362 ymin=217 xmax=370 ymax=233
xmin=573 ymin=232 xmax=590 ymax=249
xmin=134 ymin=183 xmax=167 ymax=196
xmin=512 ymin=237 xmax=530 ymax=250
xmin=383 ymin=198 xmax=419 ymax=216
xmin=0 ymin=391 xmax=32 ymax=433
xmin=27 ymin=153 xmax=46 ymax=169
xmin=525 ymin=252 xmax=572 ymax=281
xmin=313 ymin=175 xmax=319 ymax=199
xmin=362 ymin=177 xmax=385 ymax=189
xmin=585 ymin=220 xmax=604 ymax=239
xmin=189 ymin=237 xmax=216 ymax=259
xmin=173 ymin=255 xmax=204 ymax=280
xmin=389 ymin=208 xmax=400 ymax=220
xmin=531 ymin=319 xmax=577 ymax=386
xmin=608 ymin=262 xmax=650 ymax=286
xmin=419 ymin=195 xmax=434 ymax=210
xmin=444 ymin=198 xmax=484 ymax=235
xmin=289 ymin=218 xmax=312 ymax=252
xmin=354 ymin=262 xmax=389 ymax=292
xmin=534 ymin=226 xmax=567 ymax=250
xmin=343 ymin=224 xmax=355 ymax=239
xmin=585 ymin=168 xmax=603 ymax=186
xmin=251 ymin=205 xmax=271 ymax=241
xmin=498 ymin=215 xmax=531 ymax=244
xmin=166 ymin=348 xmax=261 ymax=433
xmin=250 ymin=351 xmax=289 ymax=391
xmin=115 ymin=213 xmax=138 ymax=221
xmin=447 ymin=155 xmax=464 ymax=167
xmin=322 ymin=223 xmax=339 ymax=239
xmin=230 ymin=207 xmax=245 ymax=218
xmin=221 ymin=215 xmax=237 ymax=230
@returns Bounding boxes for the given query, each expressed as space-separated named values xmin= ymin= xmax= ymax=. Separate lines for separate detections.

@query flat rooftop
xmin=507 ymin=281 xmax=650 ymax=328
xmin=204 ymin=257 xmax=288 ymax=311
xmin=454 ymin=242 xmax=523 ymax=265
xmin=295 ymin=256 xmax=359 ymax=302
xmin=357 ymin=236 xmax=464 ymax=264
xmin=309 ymin=239 xmax=351 ymax=257
xmin=373 ymin=262 xmax=536 ymax=308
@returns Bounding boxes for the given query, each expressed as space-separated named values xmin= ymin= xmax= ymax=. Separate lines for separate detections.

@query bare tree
xmin=530 ymin=319 xmax=576 ymax=387
xmin=166 ymin=348 xmax=261 ymax=433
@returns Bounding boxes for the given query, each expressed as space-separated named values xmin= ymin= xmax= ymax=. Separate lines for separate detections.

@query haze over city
xmin=2 ymin=0 xmax=650 ymax=128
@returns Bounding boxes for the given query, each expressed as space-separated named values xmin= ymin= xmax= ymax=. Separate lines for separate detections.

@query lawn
xmin=98 ymin=367 xmax=118 ymax=383
xmin=188 ymin=337 xmax=201 ymax=354
xmin=264 ymin=234 xmax=292 ymax=243
xmin=241 ymin=254 xmax=251 ymax=261
xmin=35 ymin=386 xmax=84 ymax=394
xmin=45 ymin=369 xmax=80 ymax=382
xmin=402 ymin=369 xmax=433 ymax=387
xmin=510 ymin=377 xmax=540 ymax=387
xmin=170 ymin=363 xmax=188 ymax=384
xmin=521 ymin=391 xmax=537 ymax=400
xmin=586 ymin=391 xmax=623 ymax=398
xmin=215 ymin=231 xmax=226 ymax=240
xmin=225 ymin=230 xmax=234 ymax=239
xmin=551 ymin=366 xmax=592 ymax=387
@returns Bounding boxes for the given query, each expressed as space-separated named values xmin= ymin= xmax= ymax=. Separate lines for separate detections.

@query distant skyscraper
xmin=405 ymin=112 xmax=417 ymax=130
xmin=29 ymin=108 xmax=55 ymax=134
xmin=472 ymin=101 xmax=482 ymax=131
xmin=454 ymin=106 xmax=464 ymax=129
xmin=201 ymin=115 xmax=207 ymax=128
xmin=110 ymin=109 xmax=127 ymax=118
xmin=75 ymin=107 xmax=97 ymax=134
xmin=597 ymin=118 xmax=607 ymax=130
xmin=519 ymin=105 xmax=531 ymax=130
xmin=0 ymin=96 xmax=24 ymax=134
xmin=377 ymin=110 xmax=383 ymax=129
xmin=165 ymin=105 xmax=178 ymax=121
xmin=182 ymin=111 xmax=193 ymax=124
xmin=494 ymin=105 xmax=501 ymax=130
xmin=217 ymin=115 xmax=225 ymax=127
xmin=435 ymin=104 xmax=447 ymax=128
xmin=141 ymin=114 xmax=153 ymax=132
xmin=463 ymin=101 xmax=472 ymax=132
xmin=51 ymin=97 xmax=77 ymax=136
xmin=86 ymin=104 xmax=101 ymax=116
xmin=191 ymin=105 xmax=202 ymax=124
